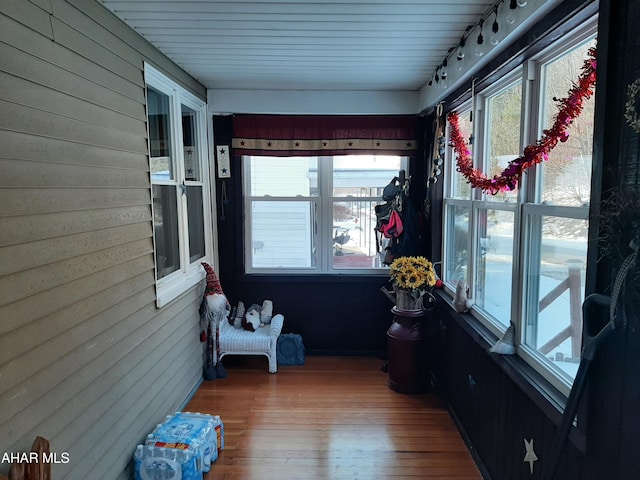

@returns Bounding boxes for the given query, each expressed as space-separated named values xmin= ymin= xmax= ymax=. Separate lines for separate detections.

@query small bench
xmin=218 ymin=314 xmax=284 ymax=373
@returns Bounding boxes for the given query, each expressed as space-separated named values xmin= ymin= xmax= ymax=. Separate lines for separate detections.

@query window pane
xmin=182 ymin=104 xmax=200 ymax=181
xmin=186 ymin=186 xmax=205 ymax=263
xmin=248 ymin=157 xmax=318 ymax=197
xmin=250 ymin=200 xmax=315 ymax=268
xmin=332 ymin=155 xmax=402 ymax=197
xmin=524 ymin=215 xmax=587 ymax=380
xmin=332 ymin=200 xmax=384 ymax=269
xmin=474 ymin=209 xmax=514 ymax=327
xmin=244 ymin=155 xmax=404 ymax=273
xmin=486 ymin=82 xmax=522 ymax=201
xmin=444 ymin=205 xmax=469 ymax=283
xmin=152 ymin=185 xmax=180 ymax=279
xmin=147 ymin=87 xmax=173 ymax=181
xmin=451 ymin=110 xmax=473 ymax=199
xmin=540 ymin=39 xmax=597 ymax=206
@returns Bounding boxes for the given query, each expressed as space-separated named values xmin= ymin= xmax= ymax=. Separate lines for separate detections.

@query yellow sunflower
xmin=425 ymin=270 xmax=437 ymax=287
xmin=388 ymin=255 xmax=437 ymax=292
xmin=412 ymin=256 xmax=431 ymax=268
xmin=403 ymin=266 xmax=422 ymax=289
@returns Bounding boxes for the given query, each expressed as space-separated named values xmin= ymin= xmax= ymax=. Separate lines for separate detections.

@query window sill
xmin=156 ymin=267 xmax=206 ymax=308
xmin=236 ymin=272 xmax=389 ymax=284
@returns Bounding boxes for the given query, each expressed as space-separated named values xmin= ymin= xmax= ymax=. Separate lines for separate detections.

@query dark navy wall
xmin=425 ymin=302 xmax=587 ymax=479
xmin=584 ymin=0 xmax=640 ymax=477
xmin=211 ymin=115 xmax=428 ymax=356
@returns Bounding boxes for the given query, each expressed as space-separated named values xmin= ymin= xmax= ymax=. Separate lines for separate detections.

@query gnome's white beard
xmin=204 ymin=293 xmax=230 ymax=324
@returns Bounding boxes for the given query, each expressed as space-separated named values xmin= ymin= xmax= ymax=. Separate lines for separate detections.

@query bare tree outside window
xmin=541 ymin=39 xmax=597 ymax=208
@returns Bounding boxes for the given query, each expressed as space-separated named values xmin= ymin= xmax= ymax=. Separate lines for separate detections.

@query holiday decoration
xmin=200 ymin=262 xmax=230 ymax=380
xmin=242 ymin=306 xmax=262 ymax=332
xmin=523 ymin=438 xmax=538 ymax=474
xmin=448 ymin=46 xmax=597 ymax=194
xmin=453 ymin=279 xmax=473 ymax=313
xmin=490 ymin=321 xmax=517 ymax=355
xmin=624 ymin=77 xmax=640 ymax=134
xmin=428 ymin=102 xmax=446 ymax=187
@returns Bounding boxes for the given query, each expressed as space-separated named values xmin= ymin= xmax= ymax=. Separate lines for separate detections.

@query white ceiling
xmin=98 ymin=0 xmax=495 ymax=92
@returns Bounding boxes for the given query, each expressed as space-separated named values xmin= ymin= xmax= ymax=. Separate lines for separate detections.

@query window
xmin=442 ymin=24 xmax=597 ymax=394
xmin=145 ymin=64 xmax=213 ymax=306
xmin=520 ymin=36 xmax=595 ymax=386
xmin=243 ymin=155 xmax=407 ymax=274
xmin=475 ymin=78 xmax=522 ymax=327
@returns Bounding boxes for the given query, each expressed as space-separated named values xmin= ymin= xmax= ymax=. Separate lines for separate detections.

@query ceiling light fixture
xmin=490 ymin=6 xmax=500 ymax=46
xmin=441 ymin=59 xmax=448 ymax=79
xmin=425 ymin=0 xmax=528 ymax=94
xmin=507 ymin=0 xmax=518 ymax=24
xmin=475 ymin=20 xmax=485 ymax=57
xmin=457 ymin=38 xmax=466 ymax=61
xmin=439 ymin=63 xmax=449 ymax=89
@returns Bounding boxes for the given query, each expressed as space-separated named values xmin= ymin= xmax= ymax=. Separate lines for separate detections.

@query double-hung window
xmin=145 ymin=64 xmax=213 ymax=306
xmin=444 ymin=72 xmax=523 ymax=328
xmin=442 ymin=22 xmax=597 ymax=394
xmin=243 ymin=155 xmax=408 ymax=274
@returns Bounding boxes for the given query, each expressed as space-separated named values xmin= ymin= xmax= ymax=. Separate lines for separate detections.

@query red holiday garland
xmin=448 ymin=46 xmax=598 ymax=195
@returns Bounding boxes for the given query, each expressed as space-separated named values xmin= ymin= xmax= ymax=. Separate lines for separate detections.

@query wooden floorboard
xmin=185 ymin=356 xmax=483 ymax=479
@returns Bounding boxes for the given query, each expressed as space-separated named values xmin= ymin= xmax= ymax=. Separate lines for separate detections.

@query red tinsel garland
xmin=448 ymin=46 xmax=598 ymax=195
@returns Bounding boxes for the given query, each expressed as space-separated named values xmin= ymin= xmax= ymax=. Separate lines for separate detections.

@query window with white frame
xmin=145 ymin=64 xmax=213 ymax=306
xmin=243 ymin=155 xmax=408 ymax=274
xmin=442 ymin=23 xmax=597 ymax=394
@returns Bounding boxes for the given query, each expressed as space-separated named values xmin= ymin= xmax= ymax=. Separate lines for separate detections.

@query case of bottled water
xmin=133 ymin=444 xmax=200 ymax=480
xmin=145 ymin=412 xmax=224 ymax=473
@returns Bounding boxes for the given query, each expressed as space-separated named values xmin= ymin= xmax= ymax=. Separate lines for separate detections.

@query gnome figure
xmin=200 ymin=262 xmax=230 ymax=380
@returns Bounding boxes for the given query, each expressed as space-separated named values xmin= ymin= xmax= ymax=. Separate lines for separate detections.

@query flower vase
xmin=386 ymin=289 xmax=434 ymax=394
xmin=380 ymin=255 xmax=438 ymax=394
xmin=380 ymin=286 xmax=435 ymax=312
xmin=387 ymin=306 xmax=430 ymax=394
xmin=394 ymin=288 xmax=423 ymax=312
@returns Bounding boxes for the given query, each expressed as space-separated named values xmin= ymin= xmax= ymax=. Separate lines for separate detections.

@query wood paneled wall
xmin=585 ymin=0 xmax=640 ymax=478
xmin=425 ymin=304 xmax=586 ymax=479
xmin=0 ymin=1 xmax=207 ymax=478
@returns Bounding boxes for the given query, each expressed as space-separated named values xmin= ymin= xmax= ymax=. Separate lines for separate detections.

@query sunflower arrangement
xmin=389 ymin=256 xmax=437 ymax=297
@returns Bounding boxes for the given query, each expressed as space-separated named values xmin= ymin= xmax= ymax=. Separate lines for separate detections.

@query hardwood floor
xmin=185 ymin=356 xmax=483 ymax=479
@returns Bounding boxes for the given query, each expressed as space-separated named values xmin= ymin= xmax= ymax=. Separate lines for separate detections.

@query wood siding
xmin=0 ymin=0 xmax=207 ymax=478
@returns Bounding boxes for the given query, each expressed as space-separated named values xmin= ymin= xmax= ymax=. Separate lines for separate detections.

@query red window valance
xmin=232 ymin=114 xmax=419 ymax=157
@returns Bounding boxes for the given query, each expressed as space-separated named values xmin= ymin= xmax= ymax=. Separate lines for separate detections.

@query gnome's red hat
xmin=201 ymin=262 xmax=224 ymax=296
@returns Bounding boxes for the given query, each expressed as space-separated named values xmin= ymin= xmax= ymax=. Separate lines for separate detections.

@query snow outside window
xmin=442 ymin=27 xmax=597 ymax=395
xmin=243 ymin=155 xmax=407 ymax=274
